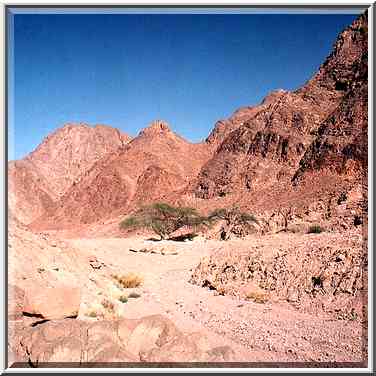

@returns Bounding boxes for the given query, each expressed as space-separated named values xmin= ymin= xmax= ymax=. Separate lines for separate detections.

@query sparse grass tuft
xmin=245 ymin=290 xmax=268 ymax=304
xmin=112 ymin=273 xmax=143 ymax=289
xmin=119 ymin=295 xmax=128 ymax=303
xmin=307 ymin=224 xmax=324 ymax=234
xmin=87 ymin=310 xmax=97 ymax=318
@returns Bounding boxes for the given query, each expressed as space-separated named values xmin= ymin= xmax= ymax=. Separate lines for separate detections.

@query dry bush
xmin=112 ymin=273 xmax=143 ymax=289
xmin=246 ymin=290 xmax=269 ymax=304
xmin=101 ymin=298 xmax=115 ymax=312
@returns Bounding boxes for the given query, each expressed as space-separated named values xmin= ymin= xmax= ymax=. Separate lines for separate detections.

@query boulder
xmin=123 ymin=315 xmax=181 ymax=357
xmin=23 ymin=285 xmax=81 ymax=320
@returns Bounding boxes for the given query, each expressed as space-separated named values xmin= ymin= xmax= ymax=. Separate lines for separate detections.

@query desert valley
xmin=8 ymin=13 xmax=368 ymax=366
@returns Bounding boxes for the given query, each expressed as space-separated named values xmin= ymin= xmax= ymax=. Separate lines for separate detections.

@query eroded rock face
xmin=9 ymin=314 xmax=234 ymax=367
xmin=25 ymin=123 xmax=131 ymax=198
xmin=191 ymin=13 xmax=367 ymax=232
xmin=190 ymin=231 xmax=366 ymax=316
xmin=9 ymin=124 xmax=131 ymax=225
xmin=8 ymin=160 xmax=56 ymax=225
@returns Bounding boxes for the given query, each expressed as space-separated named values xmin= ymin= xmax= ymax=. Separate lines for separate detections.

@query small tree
xmin=120 ymin=202 xmax=210 ymax=240
xmin=208 ymin=206 xmax=258 ymax=240
xmin=277 ymin=206 xmax=294 ymax=232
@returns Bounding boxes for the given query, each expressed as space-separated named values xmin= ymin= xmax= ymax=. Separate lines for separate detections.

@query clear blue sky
xmin=9 ymin=11 xmax=360 ymax=160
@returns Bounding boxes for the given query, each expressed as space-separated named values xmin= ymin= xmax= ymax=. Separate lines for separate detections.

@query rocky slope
xmin=8 ymin=159 xmax=56 ymax=225
xmin=31 ymin=121 xmax=211 ymax=230
xmin=9 ymin=123 xmax=130 ymax=224
xmin=189 ymin=12 xmax=367 ymax=230
xmin=26 ymin=123 xmax=131 ymax=197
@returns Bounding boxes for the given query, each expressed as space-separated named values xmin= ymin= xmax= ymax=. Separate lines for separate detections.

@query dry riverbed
xmin=68 ymin=232 xmax=367 ymax=364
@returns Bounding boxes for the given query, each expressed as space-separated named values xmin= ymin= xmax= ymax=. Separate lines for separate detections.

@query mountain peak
xmin=139 ymin=120 xmax=172 ymax=137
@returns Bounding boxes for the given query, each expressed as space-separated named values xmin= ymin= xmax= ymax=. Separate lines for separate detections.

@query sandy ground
xmin=68 ymin=235 xmax=366 ymax=364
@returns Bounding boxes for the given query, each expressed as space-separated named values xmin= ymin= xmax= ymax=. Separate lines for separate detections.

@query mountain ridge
xmin=9 ymin=12 xmax=368 ymax=235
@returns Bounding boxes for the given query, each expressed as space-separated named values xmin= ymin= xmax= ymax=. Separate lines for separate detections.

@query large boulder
xmin=121 ymin=315 xmax=182 ymax=358
xmin=23 ymin=285 xmax=81 ymax=320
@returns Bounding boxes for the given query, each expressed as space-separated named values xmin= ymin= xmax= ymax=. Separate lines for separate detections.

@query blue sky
xmin=8 ymin=11 xmax=360 ymax=160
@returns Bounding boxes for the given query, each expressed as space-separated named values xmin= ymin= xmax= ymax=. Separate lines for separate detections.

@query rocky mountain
xmin=31 ymin=120 xmax=212 ymax=230
xmin=10 ymin=13 xmax=367 ymax=234
xmin=24 ymin=123 xmax=131 ymax=197
xmin=8 ymin=159 xmax=56 ymax=225
xmin=191 ymin=12 xmax=367 ymax=221
xmin=8 ymin=123 xmax=130 ymax=224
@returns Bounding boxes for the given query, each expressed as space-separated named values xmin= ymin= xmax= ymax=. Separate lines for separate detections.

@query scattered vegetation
xmin=118 ymin=295 xmax=128 ymax=304
xmin=245 ymin=290 xmax=268 ymax=304
xmin=307 ymin=224 xmax=324 ymax=234
xmin=112 ymin=272 xmax=143 ymax=288
xmin=87 ymin=310 xmax=98 ymax=318
xmin=208 ymin=206 xmax=259 ymax=240
xmin=120 ymin=202 xmax=211 ymax=240
xmin=101 ymin=298 xmax=115 ymax=312
xmin=120 ymin=202 xmax=259 ymax=241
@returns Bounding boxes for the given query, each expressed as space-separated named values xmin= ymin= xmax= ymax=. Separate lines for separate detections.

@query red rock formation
xmin=192 ymin=12 xmax=367 ymax=222
xmin=25 ymin=123 xmax=131 ymax=197
xmin=31 ymin=120 xmax=211 ymax=229
xmin=8 ymin=159 xmax=55 ymax=224
xmin=11 ymin=13 xmax=367 ymax=233
xmin=9 ymin=123 xmax=130 ymax=224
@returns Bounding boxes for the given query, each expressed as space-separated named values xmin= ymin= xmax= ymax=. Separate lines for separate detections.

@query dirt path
xmin=68 ymin=236 xmax=365 ymax=364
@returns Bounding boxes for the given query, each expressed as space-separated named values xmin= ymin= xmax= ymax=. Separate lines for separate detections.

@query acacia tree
xmin=208 ymin=206 xmax=259 ymax=240
xmin=120 ymin=202 xmax=210 ymax=240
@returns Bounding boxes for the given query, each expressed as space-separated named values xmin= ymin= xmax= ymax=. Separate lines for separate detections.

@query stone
xmin=23 ymin=285 xmax=81 ymax=320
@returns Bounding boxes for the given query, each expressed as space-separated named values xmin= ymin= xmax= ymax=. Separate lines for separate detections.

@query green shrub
xmin=119 ymin=295 xmax=128 ymax=304
xmin=120 ymin=203 xmax=211 ymax=240
xmin=307 ymin=225 xmax=324 ymax=234
xmin=209 ymin=206 xmax=258 ymax=240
